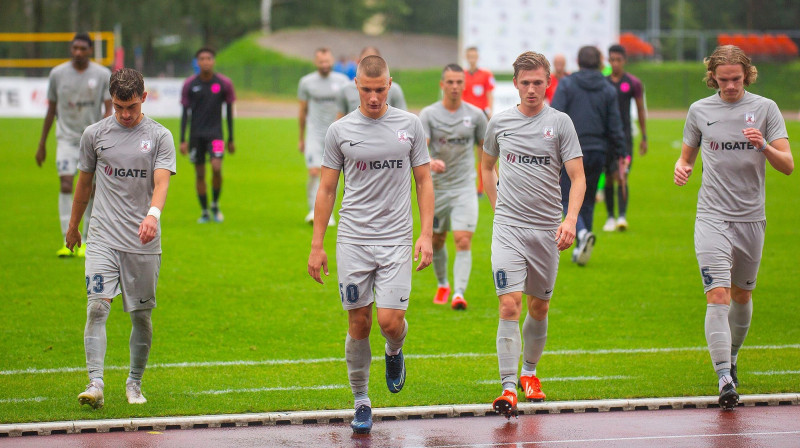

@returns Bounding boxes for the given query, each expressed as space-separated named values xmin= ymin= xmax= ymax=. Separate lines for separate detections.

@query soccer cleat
xmin=519 ymin=374 xmax=546 ymax=401
xmin=433 ymin=285 xmax=451 ymax=305
xmin=731 ymin=364 xmax=739 ymax=388
xmin=57 ymin=245 xmax=74 ymax=257
xmin=616 ymin=216 xmax=628 ymax=231
xmin=492 ymin=389 xmax=518 ymax=418
xmin=304 ymin=210 xmax=314 ymax=225
xmin=575 ymin=232 xmax=596 ymax=266
xmin=78 ymin=380 xmax=104 ymax=409
xmin=719 ymin=382 xmax=739 ymax=410
xmin=76 ymin=244 xmax=86 ymax=258
xmin=385 ymin=349 xmax=406 ymax=393
xmin=212 ymin=209 xmax=224 ymax=223
xmin=126 ymin=381 xmax=147 ymax=404
xmin=327 ymin=215 xmax=336 ymax=227
xmin=451 ymin=294 xmax=467 ymax=310
xmin=602 ymin=217 xmax=616 ymax=232
xmin=197 ymin=212 xmax=210 ymax=224
xmin=350 ymin=404 xmax=373 ymax=434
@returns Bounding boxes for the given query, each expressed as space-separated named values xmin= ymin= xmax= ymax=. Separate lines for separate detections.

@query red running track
xmin=3 ymin=405 xmax=798 ymax=448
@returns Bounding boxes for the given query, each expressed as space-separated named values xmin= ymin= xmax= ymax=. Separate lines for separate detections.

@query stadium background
xmin=0 ymin=0 xmax=798 ymax=424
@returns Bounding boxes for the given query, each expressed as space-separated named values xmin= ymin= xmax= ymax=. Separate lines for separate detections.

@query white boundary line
xmin=0 ymin=397 xmax=47 ymax=404
xmin=191 ymin=384 xmax=347 ymax=395
xmin=476 ymin=376 xmax=630 ymax=384
xmin=2 ymin=344 xmax=798 ymax=376
xmin=752 ymin=370 xmax=800 ymax=376
xmin=1 ymin=394 xmax=797 ymax=437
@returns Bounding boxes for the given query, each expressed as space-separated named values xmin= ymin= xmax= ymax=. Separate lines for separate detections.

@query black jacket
xmin=551 ymin=69 xmax=625 ymax=157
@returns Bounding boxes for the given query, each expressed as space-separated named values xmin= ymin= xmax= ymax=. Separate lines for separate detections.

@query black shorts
xmin=605 ymin=147 xmax=633 ymax=175
xmin=189 ymin=136 xmax=225 ymax=164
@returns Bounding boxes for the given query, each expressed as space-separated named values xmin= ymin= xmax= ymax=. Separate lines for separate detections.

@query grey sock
xmin=381 ymin=319 xmax=408 ymax=355
xmin=59 ymin=192 xmax=72 ymax=238
xmin=346 ymin=334 xmax=371 ymax=399
xmin=453 ymin=250 xmax=472 ymax=296
xmin=433 ymin=246 xmax=448 ymax=286
xmin=81 ymin=197 xmax=94 ymax=241
xmin=729 ymin=300 xmax=753 ymax=365
xmin=307 ymin=176 xmax=320 ymax=211
xmin=497 ymin=319 xmax=521 ymax=387
xmin=84 ymin=300 xmax=110 ymax=380
xmin=522 ymin=313 xmax=548 ymax=372
xmin=705 ymin=303 xmax=732 ymax=377
xmin=128 ymin=309 xmax=153 ymax=382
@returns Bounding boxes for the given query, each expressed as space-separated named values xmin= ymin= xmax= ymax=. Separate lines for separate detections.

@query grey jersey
xmin=47 ymin=61 xmax=111 ymax=142
xmin=484 ymin=105 xmax=582 ymax=229
xmin=419 ymin=101 xmax=487 ymax=191
xmin=683 ymin=91 xmax=788 ymax=221
xmin=298 ymin=71 xmax=350 ymax=142
xmin=337 ymin=82 xmax=408 ymax=116
xmin=323 ymin=106 xmax=431 ymax=245
xmin=79 ymin=116 xmax=177 ymax=254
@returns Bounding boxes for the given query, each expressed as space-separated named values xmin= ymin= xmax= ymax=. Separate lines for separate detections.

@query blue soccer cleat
xmin=385 ymin=349 xmax=406 ymax=393
xmin=350 ymin=404 xmax=372 ymax=434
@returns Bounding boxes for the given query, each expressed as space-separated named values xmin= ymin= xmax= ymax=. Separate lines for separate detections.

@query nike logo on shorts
xmin=746 ymin=280 xmax=755 ymax=285
xmin=399 ymin=297 xmax=409 ymax=302
xmin=503 ymin=132 xmax=516 ymax=137
xmin=349 ymin=141 xmax=365 ymax=146
xmin=545 ymin=289 xmax=553 ymax=294
xmin=139 ymin=297 xmax=154 ymax=304
xmin=707 ymin=120 xmax=720 ymax=126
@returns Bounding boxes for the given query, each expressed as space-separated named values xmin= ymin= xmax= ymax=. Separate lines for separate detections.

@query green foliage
xmin=0 ymin=117 xmax=798 ymax=423
xmin=271 ymin=0 xmax=373 ymax=32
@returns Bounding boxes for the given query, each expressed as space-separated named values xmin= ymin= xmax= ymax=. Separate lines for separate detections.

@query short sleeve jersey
xmin=298 ymin=71 xmax=350 ymax=142
xmin=683 ymin=91 xmax=788 ymax=222
xmin=337 ymin=82 xmax=408 ymax=116
xmin=323 ymin=106 xmax=431 ymax=245
xmin=47 ymin=61 xmax=111 ymax=142
xmin=180 ymin=73 xmax=236 ymax=139
xmin=79 ymin=116 xmax=177 ymax=254
xmin=484 ymin=105 xmax=583 ymax=229
xmin=419 ymin=101 xmax=487 ymax=191
xmin=463 ymin=68 xmax=495 ymax=110
xmin=607 ymin=72 xmax=644 ymax=151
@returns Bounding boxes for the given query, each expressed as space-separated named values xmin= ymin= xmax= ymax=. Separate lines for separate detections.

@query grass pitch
xmin=0 ymin=117 xmax=797 ymax=424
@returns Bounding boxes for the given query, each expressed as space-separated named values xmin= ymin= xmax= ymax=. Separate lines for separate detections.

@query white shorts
xmin=305 ymin=137 xmax=324 ymax=168
xmin=433 ymin=188 xmax=479 ymax=234
xmin=85 ymin=242 xmax=161 ymax=312
xmin=491 ymin=223 xmax=559 ymax=300
xmin=335 ymin=243 xmax=412 ymax=311
xmin=695 ymin=217 xmax=766 ymax=293
xmin=56 ymin=137 xmax=80 ymax=176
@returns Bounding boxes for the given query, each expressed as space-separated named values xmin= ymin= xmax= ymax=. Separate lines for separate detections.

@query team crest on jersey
xmin=397 ymin=130 xmax=409 ymax=142
xmin=462 ymin=116 xmax=473 ymax=128
xmin=140 ymin=140 xmax=152 ymax=153
xmin=87 ymin=78 xmax=98 ymax=89
xmin=744 ymin=112 xmax=755 ymax=125
xmin=543 ymin=127 xmax=554 ymax=139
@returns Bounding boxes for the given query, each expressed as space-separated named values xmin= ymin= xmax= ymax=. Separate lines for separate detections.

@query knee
xmin=731 ymin=288 xmax=752 ymax=305
xmin=86 ymin=300 xmax=110 ymax=323
xmin=454 ymin=235 xmax=472 ymax=251
xmin=432 ymin=234 xmax=446 ymax=250
xmin=348 ymin=311 xmax=372 ymax=338
xmin=308 ymin=168 xmax=321 ymax=177
xmin=130 ymin=309 xmax=153 ymax=332
xmin=528 ymin=299 xmax=549 ymax=320
xmin=706 ymin=288 xmax=730 ymax=305
xmin=498 ymin=296 xmax=521 ymax=320
xmin=60 ymin=179 xmax=73 ymax=194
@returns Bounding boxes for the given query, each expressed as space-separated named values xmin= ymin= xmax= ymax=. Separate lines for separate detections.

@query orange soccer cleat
xmin=519 ymin=374 xmax=546 ymax=401
xmin=433 ymin=285 xmax=451 ymax=305
xmin=451 ymin=294 xmax=467 ymax=310
xmin=492 ymin=389 xmax=518 ymax=418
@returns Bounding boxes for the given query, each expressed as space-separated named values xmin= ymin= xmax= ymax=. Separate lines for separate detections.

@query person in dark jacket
xmin=551 ymin=46 xmax=625 ymax=266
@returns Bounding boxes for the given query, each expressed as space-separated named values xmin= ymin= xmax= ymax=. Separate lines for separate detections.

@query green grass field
xmin=0 ymin=117 xmax=798 ymax=424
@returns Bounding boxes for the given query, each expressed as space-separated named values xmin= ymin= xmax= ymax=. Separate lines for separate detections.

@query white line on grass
xmin=190 ymin=384 xmax=347 ymax=396
xmin=2 ymin=344 xmax=798 ymax=376
xmin=751 ymin=370 xmax=800 ymax=376
xmin=0 ymin=397 xmax=47 ymax=404
xmin=476 ymin=376 xmax=630 ymax=385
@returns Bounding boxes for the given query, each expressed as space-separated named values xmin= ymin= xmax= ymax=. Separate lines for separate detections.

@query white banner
xmin=0 ymin=77 xmax=185 ymax=118
xmin=459 ymin=0 xmax=620 ymax=73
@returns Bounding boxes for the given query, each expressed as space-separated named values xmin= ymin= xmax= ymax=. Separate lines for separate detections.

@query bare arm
xmin=558 ymin=158 xmax=585 ymax=251
xmin=65 ymin=170 xmax=94 ymax=250
xmin=674 ymin=143 xmax=700 ymax=186
xmin=179 ymin=106 xmax=189 ymax=155
xmin=138 ymin=168 xmax=171 ymax=245
xmin=412 ymin=163 xmax=434 ymax=271
xmin=486 ymin=90 xmax=494 ymax=116
xmin=36 ymin=101 xmax=57 ymax=166
xmin=742 ymin=131 xmax=793 ymax=176
xmin=635 ymin=95 xmax=647 ymax=155
xmin=481 ymin=151 xmax=499 ymax=211
xmin=226 ymin=102 xmax=235 ymax=154
xmin=307 ymin=167 xmax=341 ymax=284
xmin=298 ymin=100 xmax=308 ymax=153
xmin=103 ymin=99 xmax=112 ymax=118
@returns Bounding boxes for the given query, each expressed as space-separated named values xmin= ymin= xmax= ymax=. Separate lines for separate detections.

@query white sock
xmin=433 ymin=246 xmax=448 ymax=286
xmin=59 ymin=192 xmax=72 ymax=239
xmin=497 ymin=319 xmax=521 ymax=388
xmin=354 ymin=397 xmax=371 ymax=409
xmin=84 ymin=300 xmax=110 ymax=380
xmin=128 ymin=309 xmax=153 ymax=382
xmin=453 ymin=250 xmax=472 ymax=296
xmin=307 ymin=176 xmax=320 ymax=211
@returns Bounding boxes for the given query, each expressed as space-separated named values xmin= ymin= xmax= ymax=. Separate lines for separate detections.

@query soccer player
xmin=66 ymin=68 xmax=176 ymax=409
xmin=36 ymin=33 xmax=111 ymax=257
xmin=180 ymin=47 xmax=235 ymax=223
xmin=674 ymin=45 xmax=793 ymax=410
xmin=544 ymin=53 xmax=568 ymax=104
xmin=298 ymin=48 xmax=350 ymax=225
xmin=419 ymin=64 xmax=487 ymax=310
xmin=602 ymin=44 xmax=647 ymax=232
xmin=307 ymin=55 xmax=433 ymax=434
xmin=463 ymin=46 xmax=496 ymax=197
xmin=551 ymin=46 xmax=625 ymax=266
xmin=336 ymin=46 xmax=407 ymax=117
xmin=481 ymin=51 xmax=585 ymax=417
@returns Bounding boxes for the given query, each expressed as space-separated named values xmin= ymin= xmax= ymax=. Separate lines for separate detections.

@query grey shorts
xmin=433 ymin=188 xmax=479 ymax=234
xmin=56 ymin=137 xmax=80 ymax=176
xmin=85 ymin=242 xmax=161 ymax=312
xmin=491 ymin=223 xmax=559 ymax=299
xmin=336 ymin=243 xmax=412 ymax=311
xmin=305 ymin=137 xmax=324 ymax=168
xmin=695 ymin=217 xmax=766 ymax=293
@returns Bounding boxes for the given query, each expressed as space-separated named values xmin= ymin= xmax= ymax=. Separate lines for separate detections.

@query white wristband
xmin=147 ymin=206 xmax=161 ymax=221
xmin=759 ymin=141 xmax=768 ymax=152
